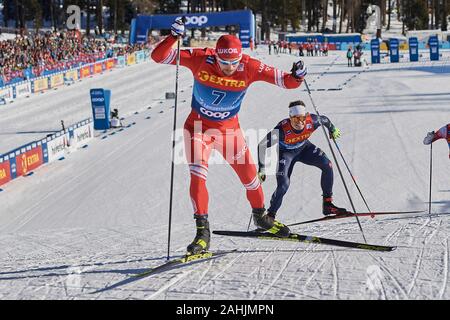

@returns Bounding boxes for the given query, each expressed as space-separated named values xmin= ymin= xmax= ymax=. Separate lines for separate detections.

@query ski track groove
xmin=383 ymin=222 xmax=407 ymax=245
xmin=195 ymin=259 xmax=214 ymax=286
xmin=303 ymin=252 xmax=331 ymax=295
xmin=331 ymin=250 xmax=339 ymax=299
xmin=144 ymin=269 xmax=194 ymax=300
xmin=407 ymin=218 xmax=442 ymax=298
xmin=248 ymin=248 xmax=279 ymax=299
xmin=257 ymin=248 xmax=298 ymax=299
xmin=406 ymin=246 xmax=425 ymax=297
xmin=194 ymin=250 xmax=247 ymax=294
xmin=368 ymin=252 xmax=408 ymax=299
xmin=439 ymin=238 xmax=449 ymax=299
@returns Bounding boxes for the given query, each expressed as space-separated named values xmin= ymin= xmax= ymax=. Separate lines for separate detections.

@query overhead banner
xmin=130 ymin=10 xmax=255 ymax=47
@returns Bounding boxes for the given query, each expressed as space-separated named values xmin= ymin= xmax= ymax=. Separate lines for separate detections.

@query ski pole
xmin=428 ymin=143 xmax=433 ymax=215
xmin=332 ymin=138 xmax=372 ymax=214
xmin=167 ymin=29 xmax=184 ymax=261
xmin=303 ymin=79 xmax=368 ymax=243
xmin=246 ymin=215 xmax=253 ymax=232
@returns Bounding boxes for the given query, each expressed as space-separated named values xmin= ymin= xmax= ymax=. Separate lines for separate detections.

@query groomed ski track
xmin=0 ymin=47 xmax=449 ymax=299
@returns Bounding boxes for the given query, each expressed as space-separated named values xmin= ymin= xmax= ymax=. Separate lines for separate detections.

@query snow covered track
xmin=0 ymin=48 xmax=449 ymax=299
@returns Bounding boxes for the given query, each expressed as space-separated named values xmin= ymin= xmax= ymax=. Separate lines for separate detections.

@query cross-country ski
xmin=287 ymin=210 xmax=426 ymax=226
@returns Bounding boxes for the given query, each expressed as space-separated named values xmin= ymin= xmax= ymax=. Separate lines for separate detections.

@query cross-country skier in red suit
xmin=151 ymin=17 xmax=307 ymax=254
xmin=423 ymin=124 xmax=450 ymax=159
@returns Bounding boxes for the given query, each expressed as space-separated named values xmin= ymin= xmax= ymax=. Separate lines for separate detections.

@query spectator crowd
xmin=266 ymin=39 xmax=329 ymax=57
xmin=0 ymin=30 xmax=148 ymax=87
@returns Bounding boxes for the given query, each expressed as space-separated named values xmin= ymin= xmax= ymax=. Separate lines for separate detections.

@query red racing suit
xmin=151 ymin=35 xmax=303 ymax=216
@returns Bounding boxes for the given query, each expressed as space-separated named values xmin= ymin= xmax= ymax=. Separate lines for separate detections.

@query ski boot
xmin=186 ymin=217 xmax=210 ymax=255
xmin=252 ymin=208 xmax=290 ymax=238
xmin=322 ymin=197 xmax=349 ymax=216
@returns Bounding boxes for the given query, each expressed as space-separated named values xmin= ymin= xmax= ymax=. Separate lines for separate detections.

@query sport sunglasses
xmin=216 ymin=55 xmax=241 ymax=66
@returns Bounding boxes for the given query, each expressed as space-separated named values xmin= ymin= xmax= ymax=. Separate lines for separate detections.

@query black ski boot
xmin=323 ymin=197 xmax=348 ymax=216
xmin=187 ymin=217 xmax=210 ymax=255
xmin=252 ymin=208 xmax=290 ymax=238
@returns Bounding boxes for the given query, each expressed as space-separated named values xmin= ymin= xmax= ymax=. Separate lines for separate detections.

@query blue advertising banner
xmin=130 ymin=10 xmax=255 ymax=47
xmin=429 ymin=35 xmax=439 ymax=61
xmin=371 ymin=39 xmax=380 ymax=64
xmin=389 ymin=38 xmax=399 ymax=63
xmin=90 ymin=88 xmax=111 ymax=130
xmin=409 ymin=37 xmax=419 ymax=62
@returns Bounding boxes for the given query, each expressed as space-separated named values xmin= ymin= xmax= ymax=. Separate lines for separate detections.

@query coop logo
xmin=200 ymin=107 xmax=230 ymax=120
xmin=91 ymin=97 xmax=104 ymax=102
xmin=178 ymin=15 xmax=208 ymax=26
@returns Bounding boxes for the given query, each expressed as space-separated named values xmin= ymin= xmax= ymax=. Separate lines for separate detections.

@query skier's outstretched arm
xmin=311 ymin=114 xmax=341 ymax=139
xmin=423 ymin=125 xmax=448 ymax=144
xmin=247 ymin=58 xmax=306 ymax=89
xmin=423 ymin=124 xmax=450 ymax=159
xmin=151 ymin=34 xmax=206 ymax=70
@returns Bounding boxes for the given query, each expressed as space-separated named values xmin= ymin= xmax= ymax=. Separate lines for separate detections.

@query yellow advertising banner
xmin=399 ymin=43 xmax=409 ymax=51
xmin=127 ymin=53 xmax=136 ymax=66
xmin=50 ymin=73 xmax=64 ymax=88
xmin=64 ymin=70 xmax=78 ymax=81
xmin=33 ymin=78 xmax=49 ymax=92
